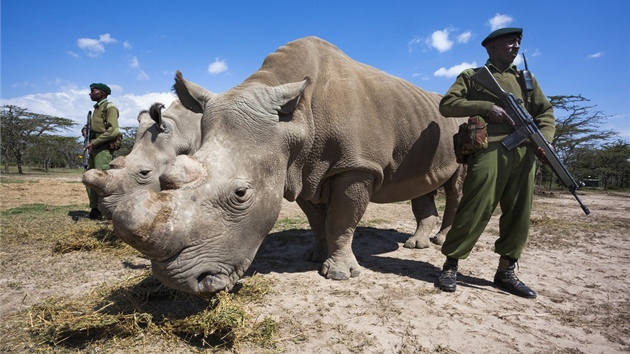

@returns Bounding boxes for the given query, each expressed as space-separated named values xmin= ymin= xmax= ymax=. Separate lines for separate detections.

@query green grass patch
xmin=0 ymin=176 xmax=36 ymax=184
xmin=1 ymin=166 xmax=84 ymax=177
xmin=272 ymin=217 xmax=309 ymax=232
xmin=1 ymin=204 xmax=133 ymax=256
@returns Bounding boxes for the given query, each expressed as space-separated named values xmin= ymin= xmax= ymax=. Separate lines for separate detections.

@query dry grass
xmin=1 ymin=202 xmax=279 ymax=352
xmin=7 ymin=272 xmax=276 ymax=352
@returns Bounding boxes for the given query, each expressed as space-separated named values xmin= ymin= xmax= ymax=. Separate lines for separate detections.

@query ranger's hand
xmin=84 ymin=142 xmax=94 ymax=154
xmin=487 ymin=105 xmax=515 ymax=126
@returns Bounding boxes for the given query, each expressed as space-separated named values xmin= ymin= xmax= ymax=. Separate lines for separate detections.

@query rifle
xmin=470 ymin=66 xmax=591 ymax=215
xmin=82 ymin=111 xmax=92 ymax=170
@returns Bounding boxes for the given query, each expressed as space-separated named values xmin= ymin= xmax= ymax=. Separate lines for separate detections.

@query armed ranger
xmin=470 ymin=66 xmax=591 ymax=215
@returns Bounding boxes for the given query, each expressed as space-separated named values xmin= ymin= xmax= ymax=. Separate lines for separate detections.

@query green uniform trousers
xmin=441 ymin=142 xmax=536 ymax=260
xmin=85 ymin=144 xmax=113 ymax=209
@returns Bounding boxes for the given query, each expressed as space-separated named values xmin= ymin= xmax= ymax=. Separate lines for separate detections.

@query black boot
xmin=494 ymin=256 xmax=537 ymax=299
xmin=88 ymin=208 xmax=101 ymax=220
xmin=437 ymin=257 xmax=458 ymax=292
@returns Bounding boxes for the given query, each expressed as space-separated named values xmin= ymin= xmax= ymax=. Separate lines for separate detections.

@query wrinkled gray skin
xmin=82 ymin=100 xmax=202 ymax=219
xmin=112 ymin=37 xmax=466 ymax=295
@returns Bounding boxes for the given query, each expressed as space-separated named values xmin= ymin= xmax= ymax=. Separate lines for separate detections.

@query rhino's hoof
xmin=404 ymin=238 xmax=430 ymax=249
xmin=320 ymin=266 xmax=361 ymax=280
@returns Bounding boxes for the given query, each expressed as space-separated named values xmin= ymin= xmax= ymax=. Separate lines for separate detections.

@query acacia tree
xmin=535 ymin=95 xmax=619 ymax=188
xmin=114 ymin=126 xmax=138 ymax=157
xmin=548 ymin=95 xmax=616 ymax=167
xmin=572 ymin=140 xmax=630 ymax=190
xmin=26 ymin=135 xmax=83 ymax=171
xmin=1 ymin=105 xmax=76 ymax=173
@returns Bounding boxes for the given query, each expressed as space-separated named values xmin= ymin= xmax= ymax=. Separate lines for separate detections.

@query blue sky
xmin=2 ymin=0 xmax=629 ymax=140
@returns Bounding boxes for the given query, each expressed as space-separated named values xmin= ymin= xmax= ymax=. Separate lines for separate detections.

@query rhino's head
xmin=112 ymin=71 xmax=309 ymax=294
xmin=82 ymin=100 xmax=202 ymax=218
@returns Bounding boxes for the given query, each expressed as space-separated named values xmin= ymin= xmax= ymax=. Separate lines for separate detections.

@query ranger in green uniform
xmin=84 ymin=83 xmax=120 ymax=219
xmin=436 ymin=28 xmax=555 ymax=298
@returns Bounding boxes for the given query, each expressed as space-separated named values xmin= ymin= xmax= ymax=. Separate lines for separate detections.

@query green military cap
xmin=481 ymin=27 xmax=523 ymax=47
xmin=90 ymin=82 xmax=111 ymax=95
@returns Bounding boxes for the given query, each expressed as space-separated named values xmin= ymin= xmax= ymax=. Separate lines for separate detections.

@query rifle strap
xmin=470 ymin=66 xmax=533 ymax=114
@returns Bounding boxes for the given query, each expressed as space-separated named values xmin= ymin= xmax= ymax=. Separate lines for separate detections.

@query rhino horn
xmin=159 ymin=155 xmax=206 ymax=190
xmin=174 ymin=70 xmax=217 ymax=113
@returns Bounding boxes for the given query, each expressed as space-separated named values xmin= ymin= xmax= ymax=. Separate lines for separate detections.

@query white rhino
xmin=82 ymin=100 xmax=202 ymax=218
xmin=112 ymin=37 xmax=465 ymax=295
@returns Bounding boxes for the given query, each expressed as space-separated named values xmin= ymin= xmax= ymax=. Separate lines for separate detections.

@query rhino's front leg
xmin=320 ymin=172 xmax=374 ymax=280
xmin=296 ymin=198 xmax=328 ymax=263
xmin=404 ymin=192 xmax=438 ymax=249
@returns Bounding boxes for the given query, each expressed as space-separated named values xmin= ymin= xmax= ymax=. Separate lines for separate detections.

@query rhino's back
xmin=246 ymin=37 xmax=463 ymax=201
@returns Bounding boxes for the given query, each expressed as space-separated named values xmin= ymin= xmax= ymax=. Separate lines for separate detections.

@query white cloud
xmin=98 ymin=33 xmax=117 ymax=44
xmin=130 ymin=56 xmax=140 ymax=69
xmin=433 ymin=62 xmax=477 ymax=78
xmin=123 ymin=40 xmax=132 ymax=49
xmin=129 ymin=56 xmax=149 ymax=81
xmin=208 ymin=58 xmax=228 ymax=74
xmin=488 ymin=14 xmax=514 ymax=31
xmin=77 ymin=33 xmax=119 ymax=57
xmin=136 ymin=70 xmax=149 ymax=81
xmin=77 ymin=38 xmax=104 ymax=57
xmin=457 ymin=31 xmax=473 ymax=44
xmin=429 ymin=29 xmax=454 ymax=53
xmin=0 ymin=89 xmax=177 ymax=137
xmin=586 ymin=52 xmax=605 ymax=59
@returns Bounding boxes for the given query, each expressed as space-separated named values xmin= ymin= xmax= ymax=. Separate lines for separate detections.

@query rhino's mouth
xmin=150 ymin=248 xmax=242 ymax=295
xmin=198 ymin=272 xmax=233 ymax=294
xmin=98 ymin=193 xmax=125 ymax=218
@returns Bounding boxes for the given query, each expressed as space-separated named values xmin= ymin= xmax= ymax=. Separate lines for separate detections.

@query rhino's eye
xmin=140 ymin=170 xmax=151 ymax=176
xmin=234 ymin=187 xmax=249 ymax=201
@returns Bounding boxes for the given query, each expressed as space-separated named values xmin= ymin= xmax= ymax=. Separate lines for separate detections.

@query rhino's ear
xmin=274 ymin=77 xmax=310 ymax=115
xmin=149 ymin=103 xmax=166 ymax=131
xmin=173 ymin=71 xmax=216 ymax=114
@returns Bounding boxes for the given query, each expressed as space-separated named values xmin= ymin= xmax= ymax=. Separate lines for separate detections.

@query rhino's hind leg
xmin=431 ymin=165 xmax=465 ymax=245
xmin=404 ymin=193 xmax=438 ymax=249
xmin=319 ymin=172 xmax=374 ymax=280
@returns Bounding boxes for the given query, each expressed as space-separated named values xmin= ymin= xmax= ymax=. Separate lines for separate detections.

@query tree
xmin=547 ymin=95 xmax=616 ymax=168
xmin=572 ymin=139 xmax=630 ymax=190
xmin=114 ymin=126 xmax=138 ymax=157
xmin=1 ymin=105 xmax=76 ymax=173
xmin=535 ymin=95 xmax=619 ymax=189
xmin=26 ymin=135 xmax=83 ymax=171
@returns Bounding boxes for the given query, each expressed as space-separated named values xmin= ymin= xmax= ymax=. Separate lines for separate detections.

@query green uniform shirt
xmin=90 ymin=100 xmax=120 ymax=147
xmin=439 ymin=60 xmax=556 ymax=143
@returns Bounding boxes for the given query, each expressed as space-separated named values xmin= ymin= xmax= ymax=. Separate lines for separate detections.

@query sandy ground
xmin=1 ymin=177 xmax=629 ymax=353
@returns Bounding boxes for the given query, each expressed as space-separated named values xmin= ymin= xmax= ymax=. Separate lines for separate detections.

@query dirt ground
xmin=1 ymin=177 xmax=629 ymax=353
